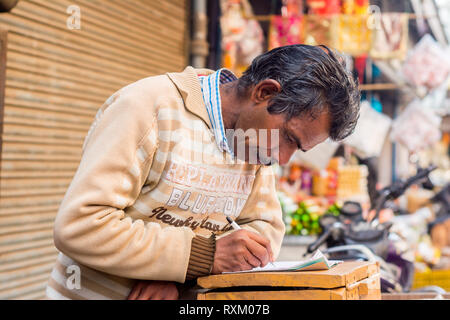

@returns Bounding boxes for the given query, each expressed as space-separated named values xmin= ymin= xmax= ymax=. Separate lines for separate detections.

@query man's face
xmin=230 ymin=103 xmax=331 ymax=166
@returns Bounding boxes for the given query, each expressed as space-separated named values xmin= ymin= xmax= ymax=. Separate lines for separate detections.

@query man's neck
xmin=219 ymin=81 xmax=245 ymax=131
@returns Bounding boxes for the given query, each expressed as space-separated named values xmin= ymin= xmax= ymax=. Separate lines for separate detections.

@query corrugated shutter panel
xmin=0 ymin=0 xmax=190 ymax=299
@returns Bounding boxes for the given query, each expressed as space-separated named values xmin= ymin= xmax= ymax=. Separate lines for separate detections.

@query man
xmin=45 ymin=44 xmax=360 ymax=300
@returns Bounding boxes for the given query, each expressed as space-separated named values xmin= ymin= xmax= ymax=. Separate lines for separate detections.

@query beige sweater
xmin=45 ymin=66 xmax=285 ymax=300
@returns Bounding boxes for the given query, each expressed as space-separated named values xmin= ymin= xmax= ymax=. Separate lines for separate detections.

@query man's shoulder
xmin=102 ymin=73 xmax=185 ymax=118
xmin=119 ymin=73 xmax=179 ymax=101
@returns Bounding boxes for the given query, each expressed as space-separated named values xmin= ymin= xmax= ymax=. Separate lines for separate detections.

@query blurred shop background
xmin=0 ymin=0 xmax=450 ymax=298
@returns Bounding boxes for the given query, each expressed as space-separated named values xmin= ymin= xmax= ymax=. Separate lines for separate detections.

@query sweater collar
xmin=166 ymin=66 xmax=215 ymax=130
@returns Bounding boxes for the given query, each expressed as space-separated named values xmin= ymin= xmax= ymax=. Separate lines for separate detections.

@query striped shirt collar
xmin=198 ymin=68 xmax=238 ymax=155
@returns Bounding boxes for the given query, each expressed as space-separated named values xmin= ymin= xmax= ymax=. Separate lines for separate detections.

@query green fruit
xmin=301 ymin=214 xmax=310 ymax=222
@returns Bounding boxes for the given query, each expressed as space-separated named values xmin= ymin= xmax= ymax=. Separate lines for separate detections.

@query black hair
xmin=237 ymin=44 xmax=360 ymax=141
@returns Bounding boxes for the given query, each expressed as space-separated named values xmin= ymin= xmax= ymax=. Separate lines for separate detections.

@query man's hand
xmin=127 ymin=280 xmax=179 ymax=300
xmin=211 ymin=229 xmax=274 ymax=274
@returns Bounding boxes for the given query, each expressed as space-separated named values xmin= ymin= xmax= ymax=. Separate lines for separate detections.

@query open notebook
xmin=223 ymin=250 xmax=343 ymax=274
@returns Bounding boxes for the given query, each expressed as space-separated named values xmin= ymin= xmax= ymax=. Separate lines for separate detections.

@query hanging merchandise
xmin=421 ymin=75 xmax=450 ymax=112
xmin=333 ymin=14 xmax=372 ymax=56
xmin=220 ymin=0 xmax=264 ymax=75
xmin=269 ymin=15 xmax=303 ymax=50
xmin=353 ymin=55 xmax=367 ymax=84
xmin=370 ymin=13 xmax=409 ymax=60
xmin=303 ymin=15 xmax=334 ymax=47
xmin=281 ymin=0 xmax=304 ymax=17
xmin=370 ymin=95 xmax=383 ymax=113
xmin=390 ymin=99 xmax=442 ymax=153
xmin=402 ymin=34 xmax=450 ymax=92
xmin=269 ymin=0 xmax=304 ymax=50
xmin=238 ymin=20 xmax=265 ymax=64
xmin=306 ymin=0 xmax=341 ymax=15
xmin=344 ymin=100 xmax=392 ymax=158
xmin=342 ymin=0 xmax=369 ymax=15
xmin=290 ymin=139 xmax=339 ymax=171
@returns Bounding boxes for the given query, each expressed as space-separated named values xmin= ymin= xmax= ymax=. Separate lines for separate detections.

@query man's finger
xmin=147 ymin=291 xmax=161 ymax=300
xmin=127 ymin=282 xmax=144 ymax=300
xmin=169 ymin=289 xmax=179 ymax=300
xmin=245 ymin=239 xmax=269 ymax=266
xmin=240 ymin=256 xmax=255 ymax=271
xmin=150 ymin=284 xmax=169 ymax=300
xmin=246 ymin=231 xmax=274 ymax=262
xmin=137 ymin=285 xmax=156 ymax=300
xmin=246 ymin=231 xmax=270 ymax=248
xmin=162 ymin=287 xmax=179 ymax=300
xmin=152 ymin=286 xmax=178 ymax=300
xmin=243 ymin=249 xmax=262 ymax=268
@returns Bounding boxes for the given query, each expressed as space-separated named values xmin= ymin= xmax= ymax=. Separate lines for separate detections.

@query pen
xmin=226 ymin=216 xmax=241 ymax=230
xmin=226 ymin=216 xmax=275 ymax=267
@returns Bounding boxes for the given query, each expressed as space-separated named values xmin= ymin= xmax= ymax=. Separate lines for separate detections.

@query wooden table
xmin=382 ymin=292 xmax=450 ymax=300
xmin=197 ymin=261 xmax=381 ymax=300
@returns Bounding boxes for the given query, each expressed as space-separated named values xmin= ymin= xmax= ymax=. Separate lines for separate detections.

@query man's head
xmin=225 ymin=44 xmax=360 ymax=166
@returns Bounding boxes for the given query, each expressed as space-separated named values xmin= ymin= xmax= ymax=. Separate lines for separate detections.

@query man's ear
xmin=251 ymin=79 xmax=281 ymax=103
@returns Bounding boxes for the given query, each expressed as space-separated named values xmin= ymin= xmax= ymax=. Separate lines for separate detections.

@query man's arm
xmin=209 ymin=165 xmax=284 ymax=274
xmin=216 ymin=165 xmax=286 ymax=260
xmin=53 ymin=92 xmax=214 ymax=283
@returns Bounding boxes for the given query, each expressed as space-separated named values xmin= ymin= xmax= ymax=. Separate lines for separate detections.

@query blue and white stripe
xmin=199 ymin=68 xmax=237 ymax=156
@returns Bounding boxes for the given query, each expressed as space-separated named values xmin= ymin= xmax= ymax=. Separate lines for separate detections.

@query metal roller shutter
xmin=0 ymin=0 xmax=190 ymax=299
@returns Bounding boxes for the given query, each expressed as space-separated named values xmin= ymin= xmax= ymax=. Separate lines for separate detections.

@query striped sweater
xmin=45 ymin=66 xmax=285 ymax=300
